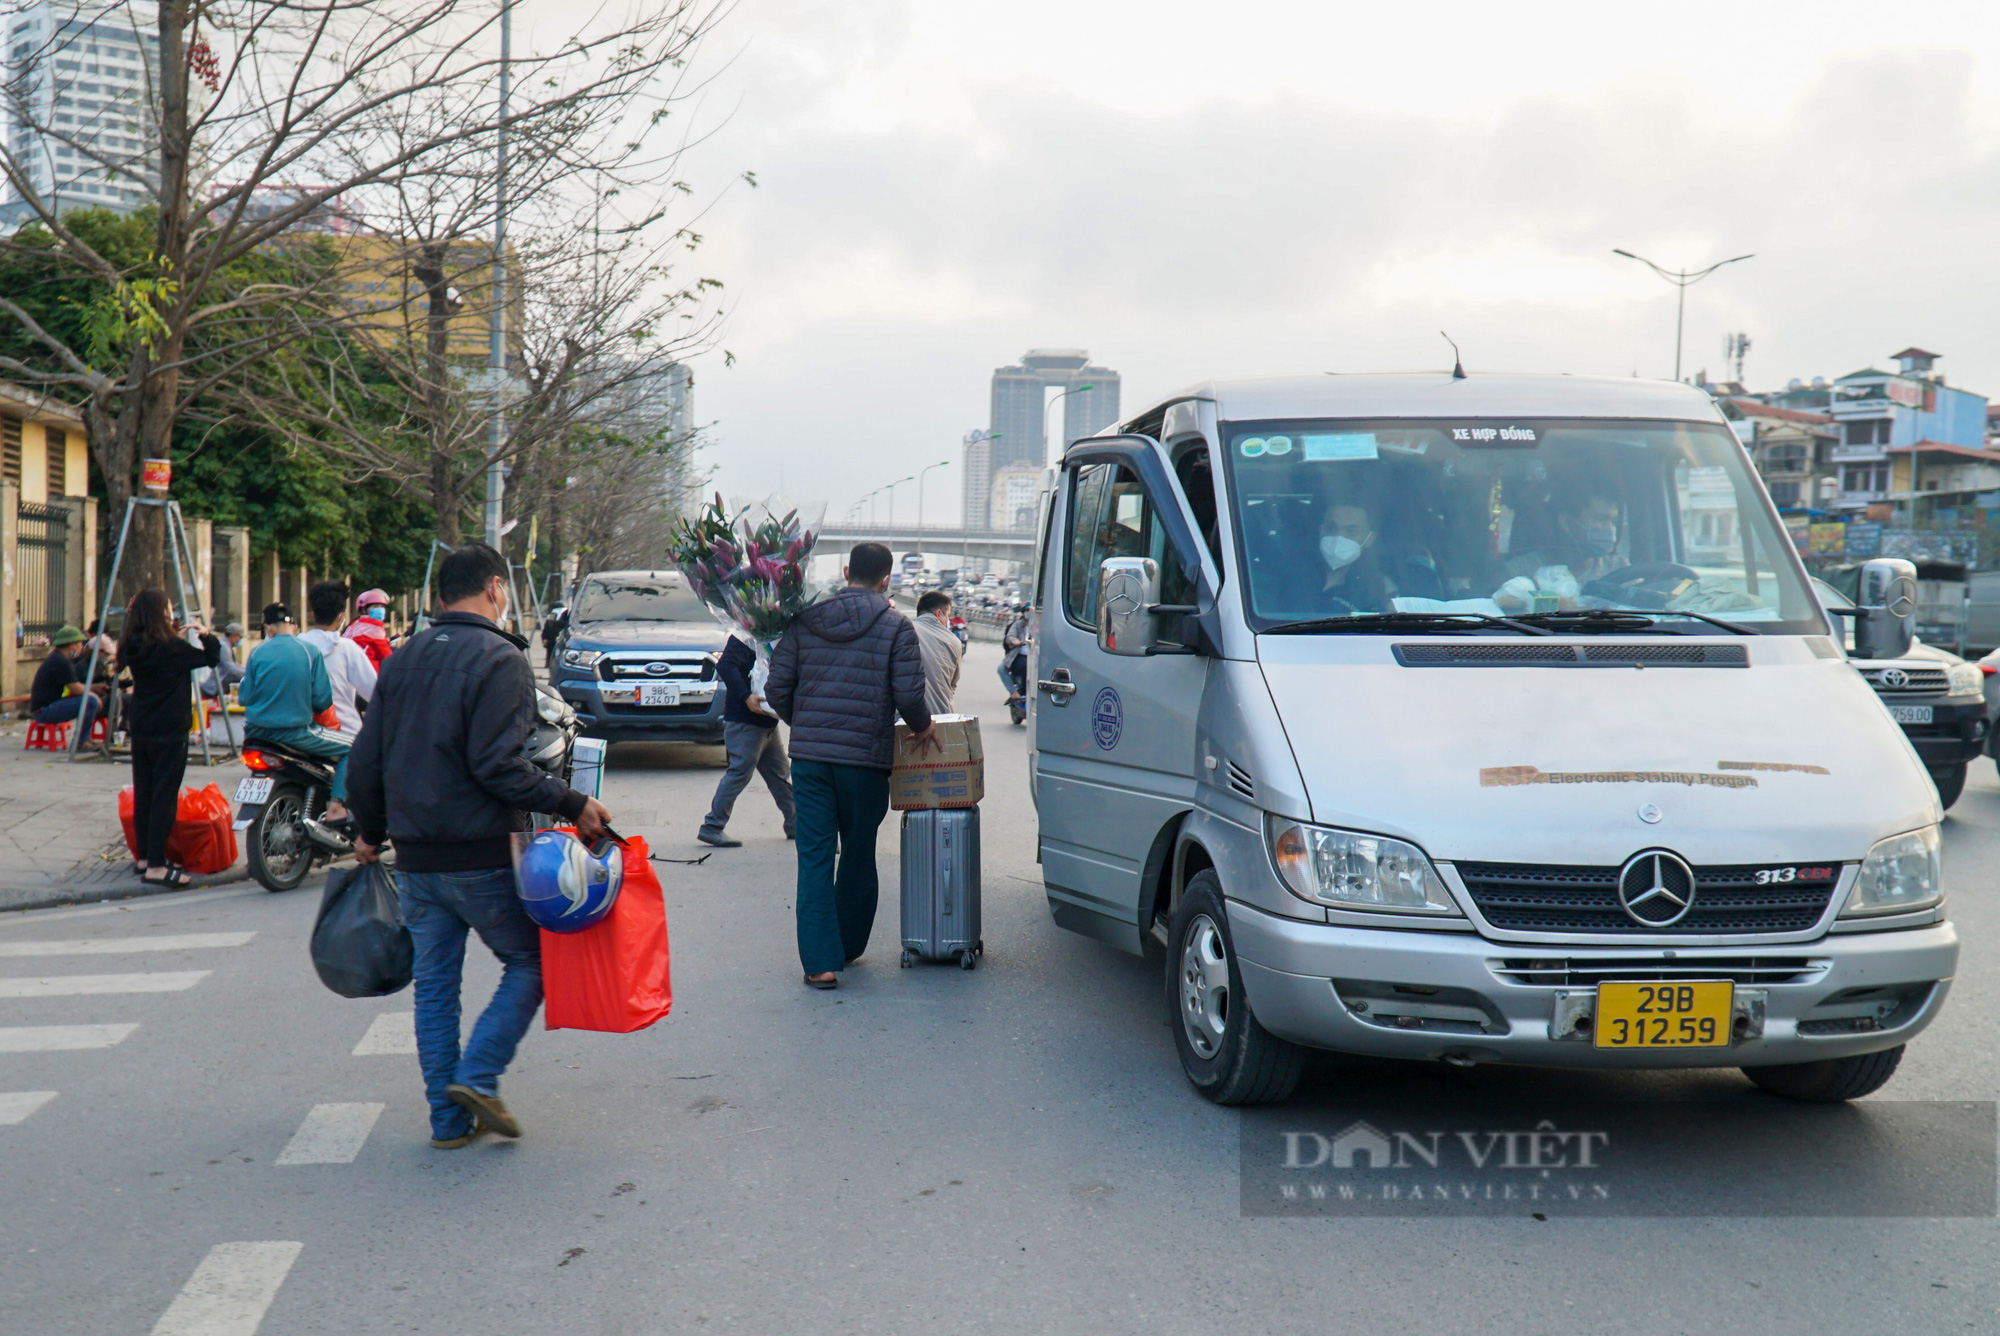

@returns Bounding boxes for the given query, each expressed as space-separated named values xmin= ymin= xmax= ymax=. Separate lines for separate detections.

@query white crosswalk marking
xmin=151 ymin=1241 xmax=303 ymax=1336
xmin=0 ymin=971 xmax=209 ymax=998
xmin=0 ymin=932 xmax=255 ymax=957
xmin=0 ymin=1023 xmax=138 ymax=1051
xmin=274 ymin=1103 xmax=385 ymax=1165
xmin=0 ymin=1090 xmax=57 ymax=1124
xmin=351 ymin=1011 xmax=416 ymax=1056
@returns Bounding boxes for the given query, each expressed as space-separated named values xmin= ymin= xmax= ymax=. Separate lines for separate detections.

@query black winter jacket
xmin=717 ymin=637 xmax=774 ymax=729
xmin=766 ymin=587 xmax=930 ymax=770
xmin=120 ymin=633 xmax=221 ymax=740
xmin=347 ymin=611 xmax=586 ymax=872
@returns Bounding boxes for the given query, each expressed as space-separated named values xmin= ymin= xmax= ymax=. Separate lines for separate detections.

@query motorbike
xmin=233 ymin=684 xmax=583 ymax=892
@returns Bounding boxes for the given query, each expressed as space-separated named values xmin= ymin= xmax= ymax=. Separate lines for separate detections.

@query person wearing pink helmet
xmin=345 ymin=587 xmax=394 ymax=669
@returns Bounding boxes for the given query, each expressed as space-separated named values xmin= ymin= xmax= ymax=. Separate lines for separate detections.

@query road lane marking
xmin=351 ymin=1012 xmax=416 ymax=1056
xmin=0 ymin=887 xmax=262 ymax=925
xmin=151 ymin=1240 xmax=303 ymax=1336
xmin=0 ymin=933 xmax=255 ymax=957
xmin=0 ymin=1023 xmax=139 ymax=1051
xmin=0 ymin=970 xmax=210 ymax=997
xmin=0 ymin=1090 xmax=57 ymax=1123
xmin=274 ymin=1103 xmax=385 ymax=1165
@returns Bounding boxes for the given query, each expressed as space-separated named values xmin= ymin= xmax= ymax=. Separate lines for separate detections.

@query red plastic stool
xmin=88 ymin=715 xmax=108 ymax=743
xmin=24 ymin=719 xmax=69 ymax=751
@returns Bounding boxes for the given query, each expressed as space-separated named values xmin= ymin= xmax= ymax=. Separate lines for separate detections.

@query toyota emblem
xmin=645 ymin=661 xmax=672 ymax=676
xmin=1617 ymin=850 xmax=1697 ymax=927
xmin=1879 ymin=668 xmax=1909 ymax=689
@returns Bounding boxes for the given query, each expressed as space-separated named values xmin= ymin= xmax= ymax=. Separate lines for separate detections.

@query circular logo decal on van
xmin=1091 ymin=687 xmax=1123 ymax=750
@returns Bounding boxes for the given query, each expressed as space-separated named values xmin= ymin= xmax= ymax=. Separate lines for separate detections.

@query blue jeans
xmin=37 ymin=693 xmax=99 ymax=731
xmin=249 ymin=723 xmax=352 ymax=800
xmin=792 ymin=758 xmax=890 ymax=975
xmin=396 ymin=868 xmax=542 ymax=1140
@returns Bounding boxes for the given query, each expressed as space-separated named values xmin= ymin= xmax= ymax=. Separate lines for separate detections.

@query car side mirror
xmin=1097 ymin=557 xmax=1201 ymax=657
xmin=1854 ymin=557 xmax=1917 ymax=661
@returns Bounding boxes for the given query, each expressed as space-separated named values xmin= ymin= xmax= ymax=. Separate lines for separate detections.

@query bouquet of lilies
xmin=669 ymin=497 xmax=823 ymax=713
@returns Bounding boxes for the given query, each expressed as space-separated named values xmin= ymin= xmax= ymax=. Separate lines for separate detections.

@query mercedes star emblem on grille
xmin=1617 ymin=850 xmax=1696 ymax=927
xmin=1878 ymin=668 xmax=1909 ymax=689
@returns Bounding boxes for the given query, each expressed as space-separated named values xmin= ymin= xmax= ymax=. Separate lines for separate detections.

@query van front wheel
xmin=1742 ymin=1045 xmax=1904 ymax=1102
xmin=1166 ymin=871 xmax=1303 ymax=1106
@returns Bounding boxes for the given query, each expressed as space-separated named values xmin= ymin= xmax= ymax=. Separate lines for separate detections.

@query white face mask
xmin=1320 ymin=534 xmax=1363 ymax=571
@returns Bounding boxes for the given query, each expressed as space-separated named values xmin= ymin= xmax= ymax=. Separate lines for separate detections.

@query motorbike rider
xmin=240 ymin=601 xmax=354 ymax=824
xmin=999 ymin=609 xmax=1031 ymax=719
xmin=344 ymin=588 xmax=395 ymax=669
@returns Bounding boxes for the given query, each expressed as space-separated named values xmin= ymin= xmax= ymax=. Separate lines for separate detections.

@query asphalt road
xmin=3 ymin=641 xmax=1997 ymax=1334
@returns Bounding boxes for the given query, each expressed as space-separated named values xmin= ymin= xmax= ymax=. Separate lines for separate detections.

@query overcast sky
xmin=668 ymin=0 xmax=2000 ymax=525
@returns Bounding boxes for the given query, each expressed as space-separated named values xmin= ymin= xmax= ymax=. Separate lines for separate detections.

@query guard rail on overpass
xmin=814 ymin=525 xmax=1037 ymax=564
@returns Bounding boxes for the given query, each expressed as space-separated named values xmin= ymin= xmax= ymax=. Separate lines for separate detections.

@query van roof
xmin=1139 ymin=372 xmax=1724 ymax=427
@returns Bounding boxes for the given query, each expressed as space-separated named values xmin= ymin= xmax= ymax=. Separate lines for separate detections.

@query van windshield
xmin=1221 ymin=417 xmax=1824 ymax=633
xmin=574 ymin=577 xmax=708 ymax=624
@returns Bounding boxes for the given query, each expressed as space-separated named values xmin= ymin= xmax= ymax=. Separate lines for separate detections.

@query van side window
xmin=1174 ymin=445 xmax=1224 ymax=569
xmin=1064 ymin=464 xmax=1195 ymax=637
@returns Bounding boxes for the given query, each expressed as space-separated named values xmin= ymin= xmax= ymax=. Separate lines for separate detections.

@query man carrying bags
xmin=767 ymin=542 xmax=933 ymax=990
xmin=348 ymin=544 xmax=613 ymax=1149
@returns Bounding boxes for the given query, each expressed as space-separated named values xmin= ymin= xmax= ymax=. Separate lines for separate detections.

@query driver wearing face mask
xmin=1308 ymin=501 xmax=1388 ymax=615
xmin=1496 ymin=487 xmax=1626 ymax=610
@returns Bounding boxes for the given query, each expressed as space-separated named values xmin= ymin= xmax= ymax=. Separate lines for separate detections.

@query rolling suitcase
xmin=899 ymin=806 xmax=983 ymax=969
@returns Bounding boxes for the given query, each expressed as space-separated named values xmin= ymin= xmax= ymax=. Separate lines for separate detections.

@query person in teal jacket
xmin=240 ymin=601 xmax=354 ymax=818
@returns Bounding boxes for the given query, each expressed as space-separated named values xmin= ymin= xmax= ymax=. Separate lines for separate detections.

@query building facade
xmin=967 ymin=349 xmax=1119 ymax=529
xmin=3 ymin=1 xmax=158 ymax=219
xmin=987 ymin=461 xmax=1042 ymax=532
xmin=1826 ymin=348 xmax=1987 ymax=512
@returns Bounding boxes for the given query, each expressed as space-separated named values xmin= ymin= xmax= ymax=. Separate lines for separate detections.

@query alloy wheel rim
xmin=1179 ymin=913 xmax=1230 ymax=1059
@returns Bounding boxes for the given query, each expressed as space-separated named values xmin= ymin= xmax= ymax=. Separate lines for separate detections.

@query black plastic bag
xmin=310 ymin=863 xmax=413 ymax=997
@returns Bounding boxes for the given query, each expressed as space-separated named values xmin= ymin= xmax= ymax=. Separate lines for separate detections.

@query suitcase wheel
xmin=975 ymin=940 xmax=985 ymax=956
xmin=959 ymin=950 xmax=977 ymax=970
xmin=900 ymin=949 xmax=916 ymax=969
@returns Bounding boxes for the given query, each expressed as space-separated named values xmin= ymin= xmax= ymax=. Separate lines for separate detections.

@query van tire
xmin=1166 ymin=871 xmax=1304 ymax=1106
xmin=1930 ymin=764 xmax=1967 ymax=809
xmin=1742 ymin=1045 xmax=1904 ymax=1102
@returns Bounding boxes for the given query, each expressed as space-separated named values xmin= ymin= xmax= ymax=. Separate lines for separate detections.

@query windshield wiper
xmin=1261 ymin=612 xmax=1553 ymax=637
xmin=1511 ymin=608 xmax=1760 ymax=636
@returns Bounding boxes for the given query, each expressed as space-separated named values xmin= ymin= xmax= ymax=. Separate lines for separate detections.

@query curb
xmin=0 ymin=864 xmax=253 ymax=914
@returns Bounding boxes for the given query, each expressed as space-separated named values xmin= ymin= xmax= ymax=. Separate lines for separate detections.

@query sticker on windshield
xmin=1302 ymin=433 xmax=1378 ymax=461
xmin=1451 ymin=425 xmax=1538 ymax=445
xmin=1263 ymin=435 xmax=1293 ymax=456
xmin=1238 ymin=437 xmax=1267 ymax=457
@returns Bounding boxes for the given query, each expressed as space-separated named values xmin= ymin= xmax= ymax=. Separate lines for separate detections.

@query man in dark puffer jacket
xmin=767 ymin=543 xmax=934 ymax=989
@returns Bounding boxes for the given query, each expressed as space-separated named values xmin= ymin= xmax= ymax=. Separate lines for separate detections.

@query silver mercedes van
xmin=1028 ymin=372 xmax=1957 ymax=1105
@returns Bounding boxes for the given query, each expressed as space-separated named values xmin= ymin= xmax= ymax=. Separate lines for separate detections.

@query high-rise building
xmin=988 ymin=462 xmax=1043 ymax=532
xmin=3 ymin=1 xmax=159 ymax=219
xmin=967 ymin=348 xmax=1119 ymax=530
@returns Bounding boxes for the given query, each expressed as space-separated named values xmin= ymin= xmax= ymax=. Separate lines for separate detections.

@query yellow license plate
xmin=1593 ymin=980 xmax=1733 ymax=1049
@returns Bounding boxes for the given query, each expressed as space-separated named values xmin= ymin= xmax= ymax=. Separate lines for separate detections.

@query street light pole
xmin=1612 ymin=249 xmax=1754 ymax=383
xmin=1044 ymin=383 xmax=1094 ymax=467
xmin=916 ymin=458 xmax=950 ymax=533
xmin=883 ymin=474 xmax=915 ymax=528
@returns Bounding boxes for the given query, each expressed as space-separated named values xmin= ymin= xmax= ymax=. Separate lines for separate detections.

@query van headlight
xmin=1945 ymin=663 xmax=1984 ymax=698
xmin=1842 ymin=826 xmax=1943 ymax=917
xmin=1267 ymin=817 xmax=1461 ymax=915
xmin=560 ymin=648 xmax=602 ymax=669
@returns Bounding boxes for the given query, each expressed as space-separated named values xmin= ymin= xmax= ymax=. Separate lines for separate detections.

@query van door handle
xmin=1038 ymin=667 xmax=1076 ymax=704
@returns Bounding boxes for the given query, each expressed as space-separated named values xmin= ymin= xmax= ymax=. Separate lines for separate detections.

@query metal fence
xmin=18 ymin=502 xmax=68 ymax=643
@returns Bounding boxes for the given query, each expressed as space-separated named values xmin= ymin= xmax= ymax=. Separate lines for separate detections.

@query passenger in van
xmin=1495 ymin=482 xmax=1626 ymax=609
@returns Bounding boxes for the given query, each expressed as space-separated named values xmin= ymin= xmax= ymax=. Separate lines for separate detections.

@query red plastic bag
xmin=541 ymin=834 xmax=672 ymax=1033
xmin=118 ymin=782 xmax=240 ymax=875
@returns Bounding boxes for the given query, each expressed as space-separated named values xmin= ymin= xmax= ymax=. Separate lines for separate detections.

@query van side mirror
xmin=1853 ymin=557 xmax=1917 ymax=661
xmin=1098 ymin=557 xmax=1161 ymax=656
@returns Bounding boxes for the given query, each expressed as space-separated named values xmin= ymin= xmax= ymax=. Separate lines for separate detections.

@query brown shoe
xmin=446 ymin=1084 xmax=521 ymax=1138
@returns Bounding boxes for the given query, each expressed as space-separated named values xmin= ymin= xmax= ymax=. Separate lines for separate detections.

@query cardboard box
xmin=890 ymin=713 xmax=984 ymax=810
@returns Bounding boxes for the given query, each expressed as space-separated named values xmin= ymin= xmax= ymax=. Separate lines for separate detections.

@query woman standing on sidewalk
xmin=117 ymin=589 xmax=220 ymax=888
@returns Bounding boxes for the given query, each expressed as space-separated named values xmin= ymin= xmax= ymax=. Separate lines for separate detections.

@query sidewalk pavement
xmin=0 ymin=719 xmax=249 ymax=913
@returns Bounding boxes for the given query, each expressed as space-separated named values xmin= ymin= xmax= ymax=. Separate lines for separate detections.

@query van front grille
xmin=1490 ymin=956 xmax=1829 ymax=986
xmin=1454 ymin=860 xmax=1841 ymax=934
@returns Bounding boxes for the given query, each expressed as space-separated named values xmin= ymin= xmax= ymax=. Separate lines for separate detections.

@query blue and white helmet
xmin=517 ymin=830 xmax=624 ymax=934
